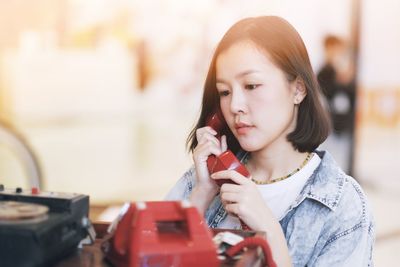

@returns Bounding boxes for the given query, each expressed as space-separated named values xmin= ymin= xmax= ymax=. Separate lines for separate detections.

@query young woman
xmin=166 ymin=16 xmax=374 ymax=266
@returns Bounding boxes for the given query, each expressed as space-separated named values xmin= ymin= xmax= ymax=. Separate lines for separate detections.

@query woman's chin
xmin=238 ymin=142 xmax=260 ymax=152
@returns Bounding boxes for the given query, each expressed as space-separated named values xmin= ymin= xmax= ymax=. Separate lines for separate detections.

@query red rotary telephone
xmin=103 ymin=201 xmax=219 ymax=267
xmin=102 ymin=201 xmax=277 ymax=267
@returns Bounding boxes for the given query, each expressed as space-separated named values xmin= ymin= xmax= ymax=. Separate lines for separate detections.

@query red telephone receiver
xmin=206 ymin=112 xmax=250 ymax=187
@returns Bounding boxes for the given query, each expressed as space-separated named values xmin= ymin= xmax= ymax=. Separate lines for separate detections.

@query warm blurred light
xmin=0 ymin=0 xmax=398 ymax=208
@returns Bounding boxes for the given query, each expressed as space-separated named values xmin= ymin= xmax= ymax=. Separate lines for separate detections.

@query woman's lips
xmin=235 ymin=122 xmax=253 ymax=135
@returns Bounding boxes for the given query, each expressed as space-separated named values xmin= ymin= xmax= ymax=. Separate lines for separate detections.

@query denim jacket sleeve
xmin=285 ymin=177 xmax=374 ymax=267
xmin=281 ymin=151 xmax=374 ymax=267
xmin=165 ymin=166 xmax=196 ymax=201
xmin=313 ymin=219 xmax=374 ymax=267
xmin=310 ymin=177 xmax=375 ymax=267
xmin=165 ymin=166 xmax=228 ymax=226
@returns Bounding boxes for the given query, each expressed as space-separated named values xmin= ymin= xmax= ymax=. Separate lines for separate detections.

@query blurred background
xmin=0 ymin=0 xmax=399 ymax=265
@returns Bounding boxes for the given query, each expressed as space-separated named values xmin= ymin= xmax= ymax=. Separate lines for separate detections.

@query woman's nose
xmin=230 ymin=87 xmax=247 ymax=114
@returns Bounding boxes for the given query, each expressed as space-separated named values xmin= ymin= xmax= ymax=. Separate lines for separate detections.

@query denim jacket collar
xmin=289 ymin=150 xmax=345 ymax=212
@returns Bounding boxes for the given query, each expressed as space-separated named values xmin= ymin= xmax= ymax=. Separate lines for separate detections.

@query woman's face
xmin=215 ymin=41 xmax=302 ymax=153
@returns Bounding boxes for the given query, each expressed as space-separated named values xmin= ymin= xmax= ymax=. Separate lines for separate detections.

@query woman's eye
xmin=218 ymin=90 xmax=230 ymax=97
xmin=245 ymin=84 xmax=260 ymax=90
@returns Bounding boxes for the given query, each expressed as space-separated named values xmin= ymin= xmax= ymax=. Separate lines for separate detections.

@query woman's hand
xmin=189 ymin=126 xmax=227 ymax=214
xmin=212 ymin=170 xmax=293 ymax=266
xmin=193 ymin=126 xmax=227 ymax=189
xmin=211 ymin=170 xmax=274 ymax=231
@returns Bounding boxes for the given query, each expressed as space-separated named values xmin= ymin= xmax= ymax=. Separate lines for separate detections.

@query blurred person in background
xmin=318 ymin=35 xmax=356 ymax=135
xmin=167 ymin=16 xmax=374 ymax=266
xmin=317 ymin=35 xmax=356 ymax=174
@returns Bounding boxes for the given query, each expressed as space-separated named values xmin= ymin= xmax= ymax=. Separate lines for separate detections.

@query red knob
xmin=31 ymin=187 xmax=39 ymax=194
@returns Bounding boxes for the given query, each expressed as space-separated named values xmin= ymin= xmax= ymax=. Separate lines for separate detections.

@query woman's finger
xmin=221 ymin=192 xmax=239 ymax=203
xmin=196 ymin=127 xmax=217 ymax=141
xmin=197 ymin=132 xmax=220 ymax=147
xmin=220 ymin=183 xmax=241 ymax=193
xmin=194 ymin=141 xmax=223 ymax=159
xmin=220 ymin=135 xmax=228 ymax=152
xmin=224 ymin=203 xmax=243 ymax=218
xmin=211 ymin=170 xmax=250 ymax=185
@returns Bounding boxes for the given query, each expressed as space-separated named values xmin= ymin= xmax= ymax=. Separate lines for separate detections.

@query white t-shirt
xmin=219 ymin=153 xmax=321 ymax=229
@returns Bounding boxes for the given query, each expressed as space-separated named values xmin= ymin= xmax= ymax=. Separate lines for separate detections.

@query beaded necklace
xmin=249 ymin=153 xmax=313 ymax=185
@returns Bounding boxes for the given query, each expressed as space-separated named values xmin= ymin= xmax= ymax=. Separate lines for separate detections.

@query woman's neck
xmin=246 ymin=143 xmax=309 ymax=183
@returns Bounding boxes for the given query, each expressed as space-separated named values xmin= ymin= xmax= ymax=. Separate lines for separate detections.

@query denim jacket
xmin=166 ymin=150 xmax=374 ymax=266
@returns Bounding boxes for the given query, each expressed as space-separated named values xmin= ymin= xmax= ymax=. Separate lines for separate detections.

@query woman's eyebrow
xmin=216 ymin=70 xmax=260 ymax=84
xmin=235 ymin=70 xmax=260 ymax=79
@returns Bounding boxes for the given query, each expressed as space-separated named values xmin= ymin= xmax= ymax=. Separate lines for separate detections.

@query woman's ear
xmin=292 ymin=78 xmax=307 ymax=105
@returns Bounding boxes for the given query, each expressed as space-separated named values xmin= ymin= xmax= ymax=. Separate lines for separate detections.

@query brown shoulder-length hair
xmin=187 ymin=16 xmax=331 ymax=154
